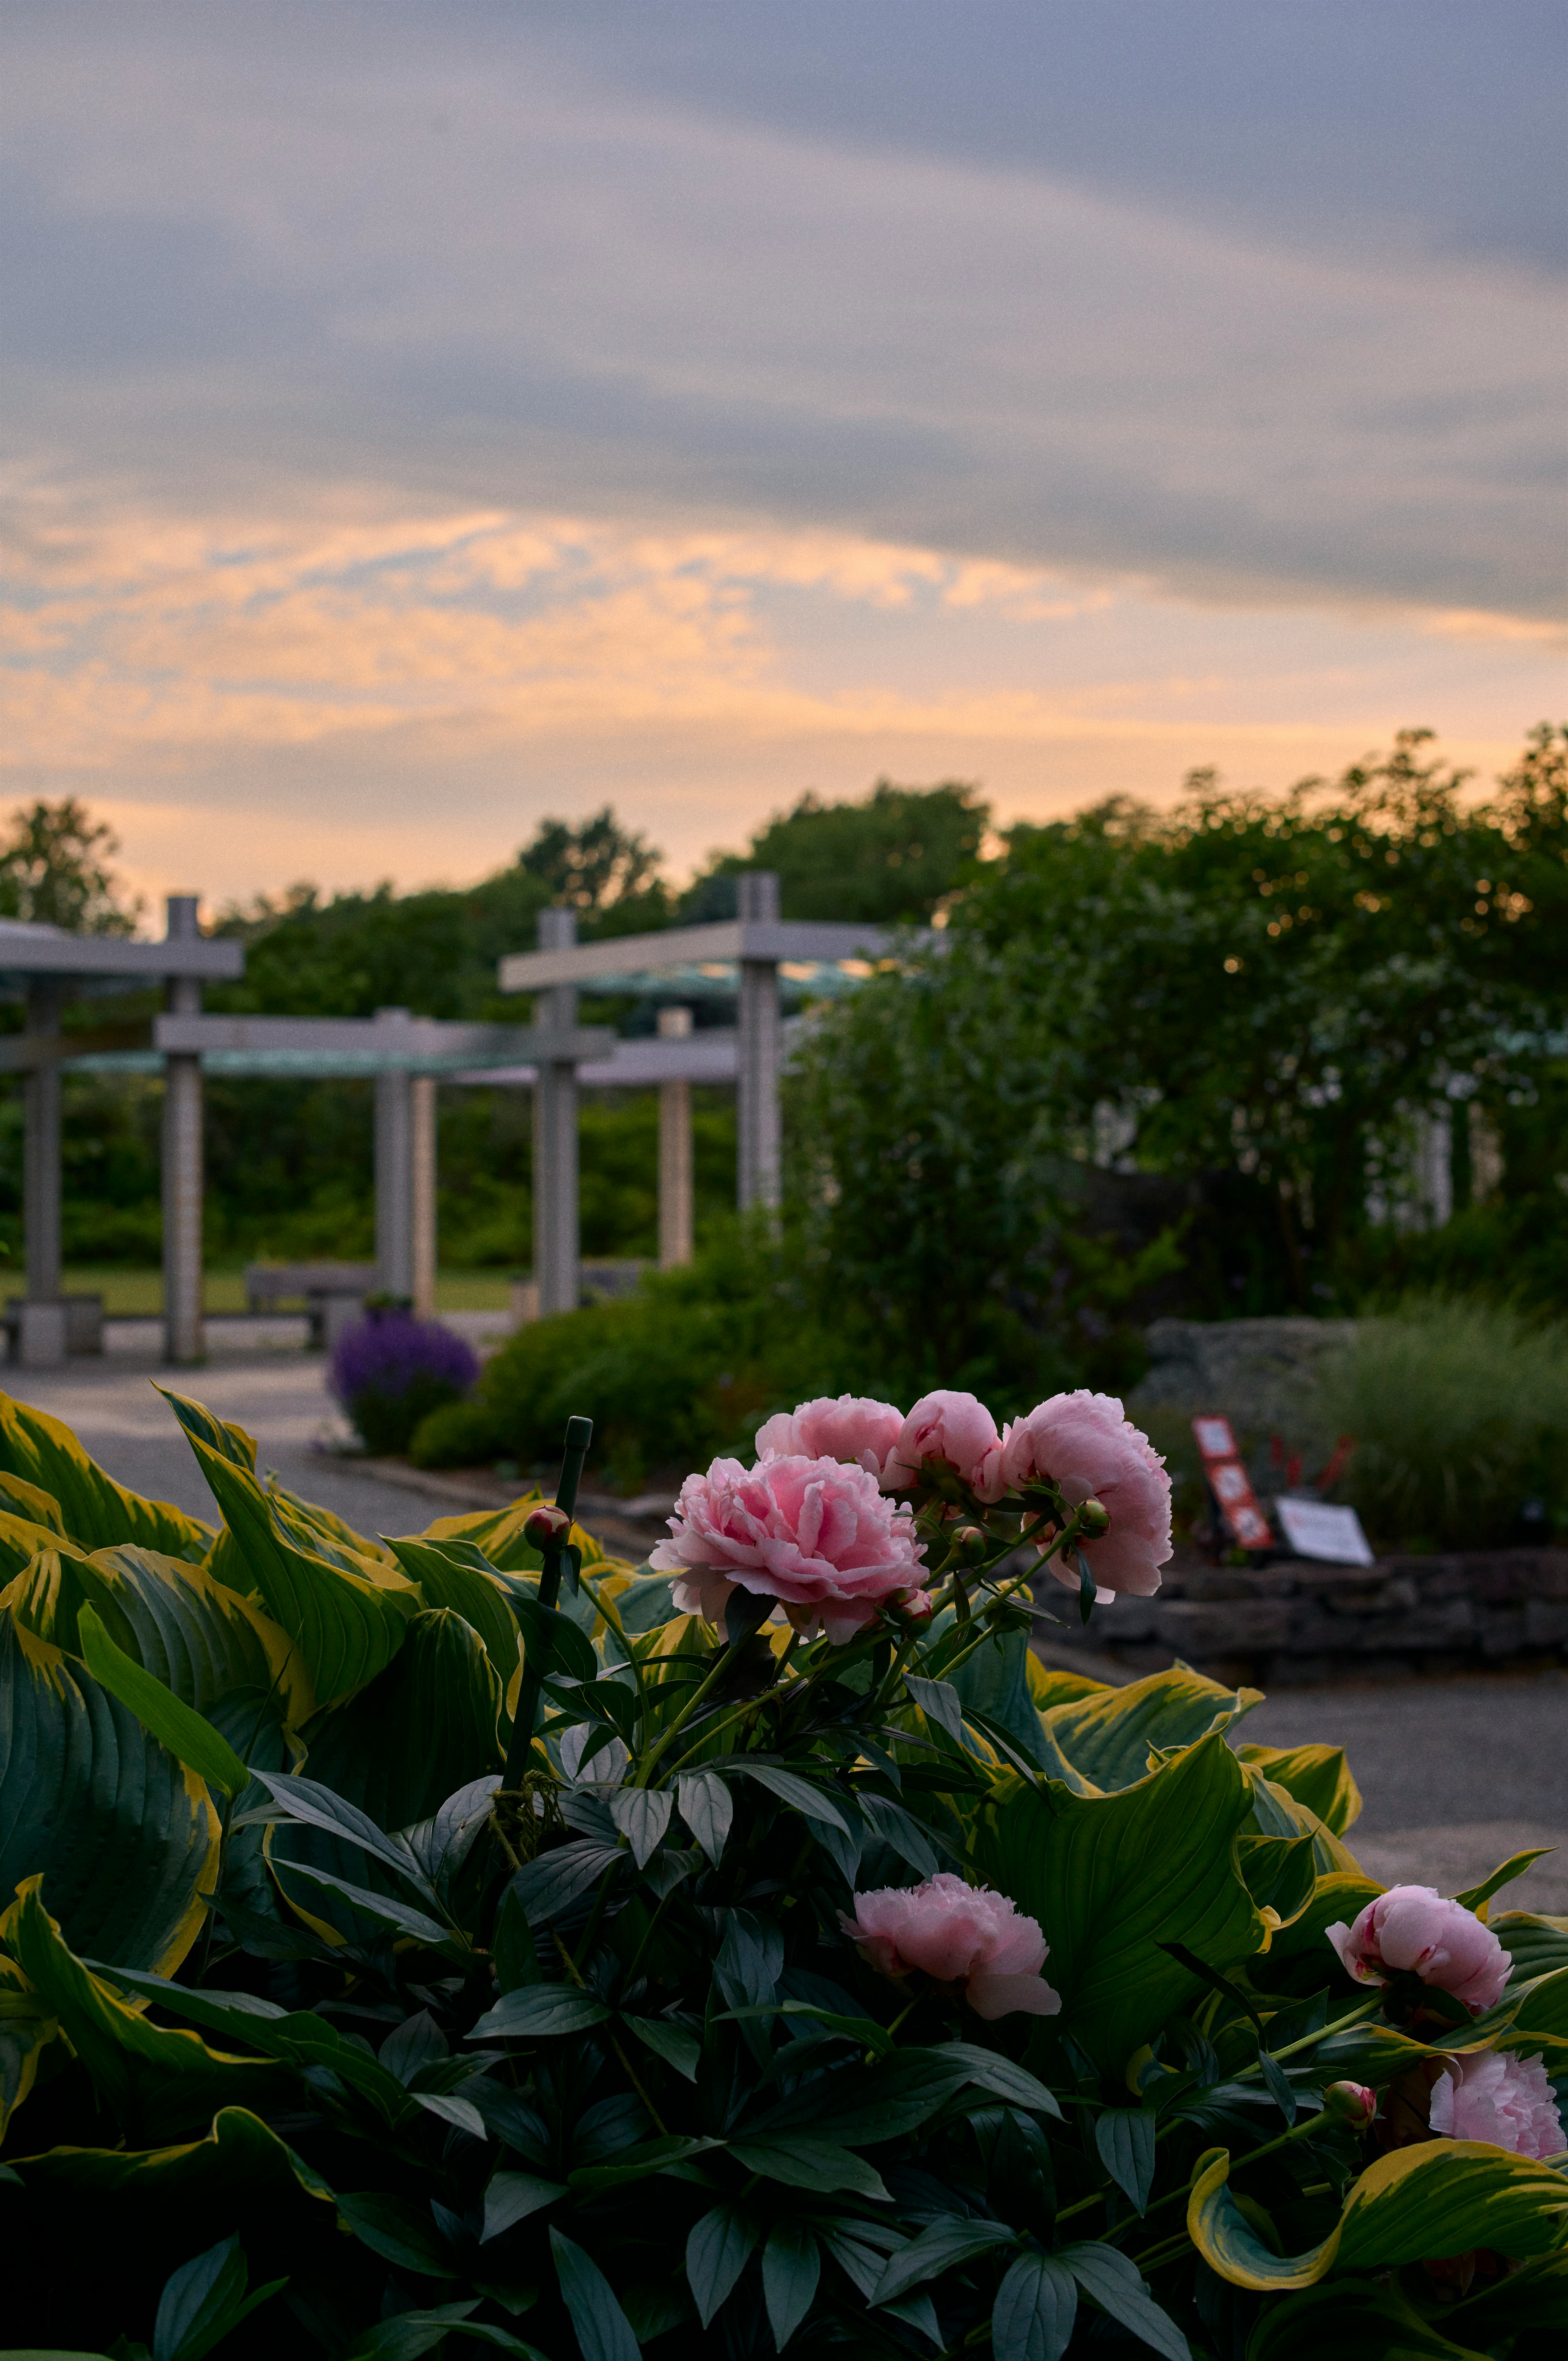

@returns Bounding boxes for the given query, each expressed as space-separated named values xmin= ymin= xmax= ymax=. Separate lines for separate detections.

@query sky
xmin=1 ymin=1 xmax=1564 ymax=914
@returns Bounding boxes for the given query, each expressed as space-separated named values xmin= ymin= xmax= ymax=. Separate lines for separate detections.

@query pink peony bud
xmin=1000 ymin=1392 xmax=1172 ymax=1600
xmin=755 ymin=1395 xmax=905 ymax=1480
xmin=523 ymin=1503 xmax=572 ymax=1549
xmin=1325 ymin=1886 xmax=1511 ymax=2016
xmin=839 ymin=1872 xmax=1060 ymax=2020
xmin=1428 ymin=2049 xmax=1566 ymax=2159
xmin=1321 ymin=2080 xmax=1378 ymax=2129
xmin=650 ymin=1453 xmax=928 ymax=1644
xmin=882 ymin=1392 xmax=1005 ymax=1503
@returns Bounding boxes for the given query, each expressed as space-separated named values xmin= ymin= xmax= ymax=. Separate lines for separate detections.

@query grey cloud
xmin=0 ymin=1 xmax=1563 ymax=619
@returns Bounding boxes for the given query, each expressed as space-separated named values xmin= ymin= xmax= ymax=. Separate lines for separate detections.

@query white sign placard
xmin=1276 ymin=1497 xmax=1374 ymax=1567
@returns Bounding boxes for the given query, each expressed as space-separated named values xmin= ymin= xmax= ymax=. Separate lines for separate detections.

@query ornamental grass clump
xmin=0 ymin=1380 xmax=1564 ymax=2359
xmin=330 ymin=1300 xmax=481 ymax=1456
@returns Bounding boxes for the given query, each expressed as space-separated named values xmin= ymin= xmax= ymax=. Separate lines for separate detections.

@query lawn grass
xmin=58 ymin=1266 xmax=514 ymax=1315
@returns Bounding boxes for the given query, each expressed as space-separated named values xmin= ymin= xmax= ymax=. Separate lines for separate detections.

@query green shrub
xmin=1307 ymin=1294 xmax=1568 ymax=1549
xmin=410 ymin=1224 xmax=869 ymax=1485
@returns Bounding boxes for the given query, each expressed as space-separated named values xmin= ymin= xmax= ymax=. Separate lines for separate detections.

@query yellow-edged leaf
xmin=0 ymin=1390 xmax=213 ymax=1561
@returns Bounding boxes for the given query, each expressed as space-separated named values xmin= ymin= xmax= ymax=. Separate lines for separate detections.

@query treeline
xmin=0 ymin=737 xmax=1565 ymax=1376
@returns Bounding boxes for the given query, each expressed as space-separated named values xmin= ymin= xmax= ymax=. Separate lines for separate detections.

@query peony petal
xmin=966 ymin=1971 xmax=1062 ymax=2020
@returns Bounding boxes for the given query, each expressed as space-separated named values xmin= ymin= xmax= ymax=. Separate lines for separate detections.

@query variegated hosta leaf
xmin=1188 ymin=2137 xmax=1568 ymax=2291
xmin=0 ymin=1387 xmax=213 ymax=1561
xmin=1236 ymin=1740 xmax=1363 ymax=1835
xmin=0 ymin=1539 xmax=310 ymax=1730
xmin=0 ymin=1877 xmax=284 ymax=2143
xmin=0 ymin=1612 xmax=218 ymax=1974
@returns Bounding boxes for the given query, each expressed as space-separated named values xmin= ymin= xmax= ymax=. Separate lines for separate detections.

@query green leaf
xmin=947 ymin=1621 xmax=1046 ymax=1764
xmin=676 ymin=1769 xmax=733 ymax=1864
xmin=337 ymin=2192 xmax=458 ymax=2279
xmin=509 ymin=1588 xmax=599 ymax=1685
xmin=616 ymin=1573 xmax=681 ymax=1632
xmin=482 ymin=2171 xmax=567 ymax=2242
xmin=1236 ymin=1833 xmax=1319 ymax=1926
xmin=0 ymin=1615 xmax=218 ymax=1977
xmin=1235 ymin=1742 xmax=1362 ymax=1835
xmin=1245 ymin=2278 xmax=1489 ymax=2361
xmin=75 ymin=1608 xmax=249 ymax=1799
xmin=383 ymin=1536 xmax=522 ymax=1705
xmin=624 ymin=2015 xmax=702 ymax=2082
xmin=871 ymin=2218 xmax=1018 ymax=2305
xmin=1034 ymin=1664 xmax=1261 ymax=1796
xmin=762 ymin=2221 xmax=820 ymax=2352
xmin=1445 ymin=2243 xmax=1568 ymax=2345
xmin=243 ymin=1769 xmax=430 ymax=1885
xmin=1456 ymin=1846 xmax=1556 ymax=1916
xmin=735 ymin=1763 xmax=851 ymax=1833
xmin=1058 ymin=2245 xmax=1188 ymax=2360
xmin=727 ymin=2136 xmax=890 ymax=2200
xmin=991 ymin=2253 xmax=1078 ymax=2361
xmin=0 ymin=1391 xmax=213 ymax=1561
xmin=508 ymin=1842 xmax=621 ymax=1926
xmin=471 ymin=1986 xmax=612 ymax=2039
xmin=152 ymin=1389 xmax=258 ymax=1475
xmin=0 ymin=1887 xmax=284 ymax=2142
xmin=151 ymin=2235 xmax=282 ymax=2361
xmin=610 ymin=1786 xmax=672 ymax=1867
xmin=974 ymin=1733 xmax=1267 ymax=2074
xmin=1189 ymin=2139 xmax=1568 ymax=2292
xmin=3 ymin=2104 xmax=333 ymax=2205
xmin=1493 ymin=1909 xmax=1568 ymax=1982
xmin=686 ymin=2203 xmax=762 ymax=2331
xmin=1093 ymin=2108 xmax=1157 ymax=2214
xmin=265 ymin=1611 xmax=502 ymax=1940
xmin=549 ymin=2229 xmax=640 ymax=2361
xmin=570 ymin=2135 xmax=726 ymax=2192
xmin=906 ymin=1674 xmax=967 ymax=1745
xmin=187 ymin=1437 xmax=419 ymax=1708
xmin=348 ymin=2311 xmax=550 ymax=2361
xmin=493 ymin=1884 xmax=541 ymax=1991
xmin=89 ymin=1961 xmax=423 ymax=2130
xmin=269 ymin=1860 xmax=457 ymax=1951
xmin=934 ymin=2044 xmax=1063 ymax=2119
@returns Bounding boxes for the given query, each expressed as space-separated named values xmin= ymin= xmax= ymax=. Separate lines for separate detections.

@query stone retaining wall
xmin=1042 ymin=1546 xmax=1568 ymax=1687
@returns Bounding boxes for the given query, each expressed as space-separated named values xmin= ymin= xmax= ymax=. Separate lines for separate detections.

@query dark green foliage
xmin=682 ymin=777 xmax=989 ymax=924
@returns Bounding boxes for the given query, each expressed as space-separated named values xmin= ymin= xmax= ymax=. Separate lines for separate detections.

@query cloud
xmin=0 ymin=4 xmax=1562 ymax=618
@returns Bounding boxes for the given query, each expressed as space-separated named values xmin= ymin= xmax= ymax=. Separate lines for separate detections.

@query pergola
xmin=497 ymin=871 xmax=895 ymax=1313
xmin=0 ymin=900 xmax=241 ymax=1367
xmin=51 ymin=1001 xmax=613 ymax=1364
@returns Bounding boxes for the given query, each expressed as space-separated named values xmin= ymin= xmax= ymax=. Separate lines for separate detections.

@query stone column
xmin=532 ymin=907 xmax=580 ymax=1315
xmin=20 ymin=980 xmax=66 ymax=1366
xmin=736 ymin=870 xmax=781 ymax=1211
xmin=162 ymin=897 xmax=206 ymax=1366
xmin=374 ymin=1009 xmax=416 ymax=1299
xmin=657 ymin=1005 xmax=694 ymax=1268
xmin=411 ymin=1074 xmax=437 ymax=1316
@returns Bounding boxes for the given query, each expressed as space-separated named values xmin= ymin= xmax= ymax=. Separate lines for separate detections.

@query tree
xmin=0 ymin=798 xmax=140 ymax=934
xmin=682 ymin=777 xmax=989 ymax=925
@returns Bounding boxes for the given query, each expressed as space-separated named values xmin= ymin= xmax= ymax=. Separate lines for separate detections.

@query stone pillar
xmin=374 ymin=1010 xmax=415 ymax=1300
xmin=162 ymin=897 xmax=206 ymax=1366
xmin=532 ymin=907 xmax=581 ymax=1315
xmin=736 ymin=870 xmax=781 ymax=1211
xmin=657 ymin=1005 xmax=694 ymax=1268
xmin=20 ymin=980 xmax=66 ymax=1366
xmin=411 ymin=1074 xmax=437 ymax=1316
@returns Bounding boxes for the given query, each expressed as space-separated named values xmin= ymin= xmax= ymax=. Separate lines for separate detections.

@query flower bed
xmin=0 ymin=1382 xmax=1563 ymax=2358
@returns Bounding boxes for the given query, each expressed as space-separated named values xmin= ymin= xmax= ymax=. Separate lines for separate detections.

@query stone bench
xmin=243 ymin=1262 xmax=378 ymax=1348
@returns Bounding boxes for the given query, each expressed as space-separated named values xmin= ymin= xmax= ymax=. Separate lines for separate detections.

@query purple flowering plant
xmin=329 ymin=1301 xmax=479 ymax=1456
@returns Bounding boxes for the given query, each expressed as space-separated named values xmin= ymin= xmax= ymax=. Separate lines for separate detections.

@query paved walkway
xmin=3 ymin=1341 xmax=1565 ymax=1915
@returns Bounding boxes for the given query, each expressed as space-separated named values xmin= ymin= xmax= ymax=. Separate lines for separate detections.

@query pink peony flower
xmin=840 ymin=1872 xmax=1060 ymax=2020
xmin=755 ymin=1394 xmax=905 ymax=1480
xmin=1325 ymin=1886 xmax=1511 ymax=2016
xmin=650 ymin=1453 xmax=929 ymax=1644
xmin=1429 ymin=2049 xmax=1566 ymax=2159
xmin=882 ymin=1391 xmax=1004 ymax=1503
xmin=1000 ymin=1390 xmax=1172 ymax=1599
